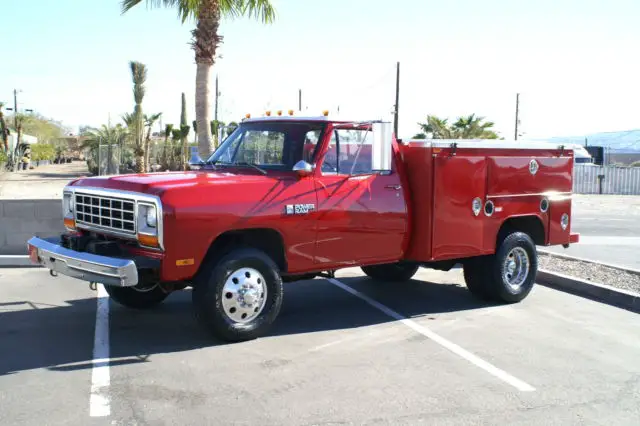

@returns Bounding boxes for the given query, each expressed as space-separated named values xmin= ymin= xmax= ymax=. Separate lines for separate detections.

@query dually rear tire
xmin=463 ymin=231 xmax=538 ymax=303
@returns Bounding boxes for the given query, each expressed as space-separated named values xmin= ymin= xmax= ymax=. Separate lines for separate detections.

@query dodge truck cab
xmin=27 ymin=114 xmax=579 ymax=342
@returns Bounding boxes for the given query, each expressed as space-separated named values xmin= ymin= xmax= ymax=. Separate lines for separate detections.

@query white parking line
xmin=89 ymin=284 xmax=110 ymax=417
xmin=328 ymin=278 xmax=536 ymax=392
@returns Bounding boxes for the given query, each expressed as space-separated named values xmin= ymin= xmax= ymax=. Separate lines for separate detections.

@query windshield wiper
xmin=233 ymin=162 xmax=267 ymax=175
xmin=189 ymin=159 xmax=217 ymax=170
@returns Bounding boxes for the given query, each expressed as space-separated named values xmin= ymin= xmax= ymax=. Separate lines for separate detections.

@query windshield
xmin=206 ymin=121 xmax=325 ymax=171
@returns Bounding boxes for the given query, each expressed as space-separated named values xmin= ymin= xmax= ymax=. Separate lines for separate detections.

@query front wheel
xmin=361 ymin=262 xmax=419 ymax=282
xmin=104 ymin=283 xmax=169 ymax=309
xmin=192 ymin=247 xmax=284 ymax=342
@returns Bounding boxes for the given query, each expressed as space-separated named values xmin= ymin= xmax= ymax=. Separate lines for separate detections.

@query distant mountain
xmin=547 ymin=130 xmax=640 ymax=153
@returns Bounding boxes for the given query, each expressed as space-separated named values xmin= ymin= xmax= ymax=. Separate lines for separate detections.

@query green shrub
xmin=30 ymin=143 xmax=56 ymax=161
xmin=629 ymin=161 xmax=640 ymax=168
xmin=0 ymin=150 xmax=7 ymax=163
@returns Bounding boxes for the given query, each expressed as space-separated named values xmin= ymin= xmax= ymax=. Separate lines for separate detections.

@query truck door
xmin=313 ymin=127 xmax=408 ymax=267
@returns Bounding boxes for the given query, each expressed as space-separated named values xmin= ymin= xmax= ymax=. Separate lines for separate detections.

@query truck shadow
xmin=0 ymin=276 xmax=493 ymax=376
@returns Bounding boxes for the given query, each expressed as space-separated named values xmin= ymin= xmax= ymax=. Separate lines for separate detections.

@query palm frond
xmin=121 ymin=0 xmax=199 ymax=23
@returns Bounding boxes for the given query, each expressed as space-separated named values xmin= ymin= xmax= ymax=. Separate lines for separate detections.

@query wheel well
xmin=497 ymin=216 xmax=545 ymax=247
xmin=200 ymin=228 xmax=287 ymax=274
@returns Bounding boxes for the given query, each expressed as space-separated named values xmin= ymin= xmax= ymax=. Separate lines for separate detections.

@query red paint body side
xmin=398 ymin=144 xmax=576 ymax=262
xmin=68 ymin=121 xmax=578 ymax=282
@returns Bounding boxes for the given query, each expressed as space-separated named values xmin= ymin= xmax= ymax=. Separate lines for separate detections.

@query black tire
xmin=361 ymin=262 xmax=419 ymax=282
xmin=192 ymin=247 xmax=283 ymax=342
xmin=463 ymin=257 xmax=493 ymax=300
xmin=105 ymin=283 xmax=169 ymax=309
xmin=465 ymin=232 xmax=537 ymax=303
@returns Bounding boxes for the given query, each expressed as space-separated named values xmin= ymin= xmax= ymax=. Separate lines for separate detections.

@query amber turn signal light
xmin=64 ymin=217 xmax=76 ymax=230
xmin=138 ymin=234 xmax=159 ymax=248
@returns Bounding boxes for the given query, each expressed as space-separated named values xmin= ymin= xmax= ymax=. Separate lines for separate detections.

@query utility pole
xmin=298 ymin=89 xmax=302 ymax=112
xmin=393 ymin=62 xmax=400 ymax=137
xmin=13 ymin=89 xmax=18 ymax=129
xmin=514 ymin=93 xmax=520 ymax=140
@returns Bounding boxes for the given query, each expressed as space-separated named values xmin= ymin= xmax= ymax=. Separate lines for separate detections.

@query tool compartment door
xmin=432 ymin=155 xmax=488 ymax=260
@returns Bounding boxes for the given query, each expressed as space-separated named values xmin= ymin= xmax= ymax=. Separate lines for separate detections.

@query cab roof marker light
xmin=288 ymin=110 xmax=294 ymax=116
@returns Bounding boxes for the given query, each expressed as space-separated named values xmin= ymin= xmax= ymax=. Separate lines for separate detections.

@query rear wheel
xmin=361 ymin=262 xmax=419 ymax=282
xmin=463 ymin=258 xmax=493 ymax=300
xmin=104 ymin=283 xmax=169 ymax=309
xmin=192 ymin=247 xmax=283 ymax=342
xmin=464 ymin=232 xmax=537 ymax=303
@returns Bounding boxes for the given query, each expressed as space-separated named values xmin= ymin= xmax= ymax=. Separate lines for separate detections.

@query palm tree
xmin=0 ymin=103 xmax=9 ymax=153
xmin=121 ymin=0 xmax=276 ymax=160
xmin=144 ymin=112 xmax=162 ymax=172
xmin=417 ymin=114 xmax=498 ymax=140
xmin=82 ymin=124 xmax=129 ymax=175
xmin=452 ymin=114 xmax=498 ymax=139
xmin=129 ymin=61 xmax=148 ymax=172
xmin=417 ymin=115 xmax=453 ymax=139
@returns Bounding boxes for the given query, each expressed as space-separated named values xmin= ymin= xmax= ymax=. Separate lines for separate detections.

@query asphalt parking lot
xmin=1 ymin=267 xmax=639 ymax=425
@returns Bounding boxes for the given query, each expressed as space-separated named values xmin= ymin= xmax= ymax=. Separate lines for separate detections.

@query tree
xmin=129 ymin=61 xmax=148 ymax=172
xmin=0 ymin=103 xmax=9 ymax=153
xmin=82 ymin=124 xmax=129 ymax=175
xmin=415 ymin=114 xmax=498 ymax=139
xmin=121 ymin=0 xmax=276 ymax=160
xmin=162 ymin=124 xmax=174 ymax=170
xmin=415 ymin=115 xmax=453 ymax=139
xmin=452 ymin=114 xmax=498 ymax=139
xmin=144 ymin=112 xmax=162 ymax=172
xmin=180 ymin=124 xmax=191 ymax=169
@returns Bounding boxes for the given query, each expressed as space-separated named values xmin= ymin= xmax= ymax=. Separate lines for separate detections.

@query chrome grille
xmin=75 ymin=193 xmax=136 ymax=234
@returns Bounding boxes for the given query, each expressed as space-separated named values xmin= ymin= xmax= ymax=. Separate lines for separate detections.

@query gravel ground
xmin=538 ymin=252 xmax=640 ymax=294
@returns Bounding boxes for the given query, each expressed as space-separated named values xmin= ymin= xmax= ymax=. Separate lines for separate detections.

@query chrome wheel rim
xmin=503 ymin=247 xmax=530 ymax=290
xmin=221 ymin=267 xmax=268 ymax=324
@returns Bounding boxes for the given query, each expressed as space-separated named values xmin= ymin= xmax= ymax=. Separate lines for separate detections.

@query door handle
xmin=385 ymin=184 xmax=402 ymax=190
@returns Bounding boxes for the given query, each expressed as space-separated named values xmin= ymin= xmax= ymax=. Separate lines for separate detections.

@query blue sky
xmin=1 ymin=0 xmax=639 ymax=140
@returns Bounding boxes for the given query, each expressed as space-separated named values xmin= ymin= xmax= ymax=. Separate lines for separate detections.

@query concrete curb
xmin=0 ymin=255 xmax=39 ymax=268
xmin=538 ymin=248 xmax=640 ymax=276
xmin=537 ymin=269 xmax=640 ymax=314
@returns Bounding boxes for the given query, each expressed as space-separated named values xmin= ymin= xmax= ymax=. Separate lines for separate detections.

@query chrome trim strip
xmin=406 ymin=139 xmax=576 ymax=151
xmin=27 ymin=236 xmax=138 ymax=287
xmin=63 ymin=186 xmax=164 ymax=250
xmin=486 ymin=192 xmax=572 ymax=200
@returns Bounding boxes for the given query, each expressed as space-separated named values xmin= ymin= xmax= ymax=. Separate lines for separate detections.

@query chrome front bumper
xmin=27 ymin=236 xmax=139 ymax=287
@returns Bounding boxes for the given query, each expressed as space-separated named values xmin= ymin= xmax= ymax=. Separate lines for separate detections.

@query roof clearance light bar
xmin=242 ymin=110 xmax=328 ymax=120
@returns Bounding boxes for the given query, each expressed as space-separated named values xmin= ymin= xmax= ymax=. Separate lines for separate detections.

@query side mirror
xmin=292 ymin=160 xmax=314 ymax=177
xmin=372 ymin=122 xmax=393 ymax=173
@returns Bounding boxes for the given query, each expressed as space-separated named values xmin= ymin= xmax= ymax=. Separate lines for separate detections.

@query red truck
xmin=27 ymin=114 xmax=579 ymax=342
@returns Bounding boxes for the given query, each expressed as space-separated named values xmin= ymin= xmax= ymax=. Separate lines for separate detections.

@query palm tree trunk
xmin=193 ymin=0 xmax=219 ymax=161
xmin=195 ymin=63 xmax=213 ymax=160
xmin=144 ymin=126 xmax=152 ymax=172
xmin=135 ymin=150 xmax=144 ymax=173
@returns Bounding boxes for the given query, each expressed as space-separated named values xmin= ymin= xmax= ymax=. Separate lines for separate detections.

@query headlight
xmin=146 ymin=207 xmax=157 ymax=228
xmin=137 ymin=203 xmax=158 ymax=233
xmin=63 ymin=192 xmax=74 ymax=216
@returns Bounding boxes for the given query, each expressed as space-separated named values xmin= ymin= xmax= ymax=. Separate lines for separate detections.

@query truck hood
xmin=68 ymin=171 xmax=274 ymax=196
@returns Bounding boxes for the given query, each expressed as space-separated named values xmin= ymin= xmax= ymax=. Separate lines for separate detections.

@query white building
xmin=5 ymin=128 xmax=38 ymax=152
